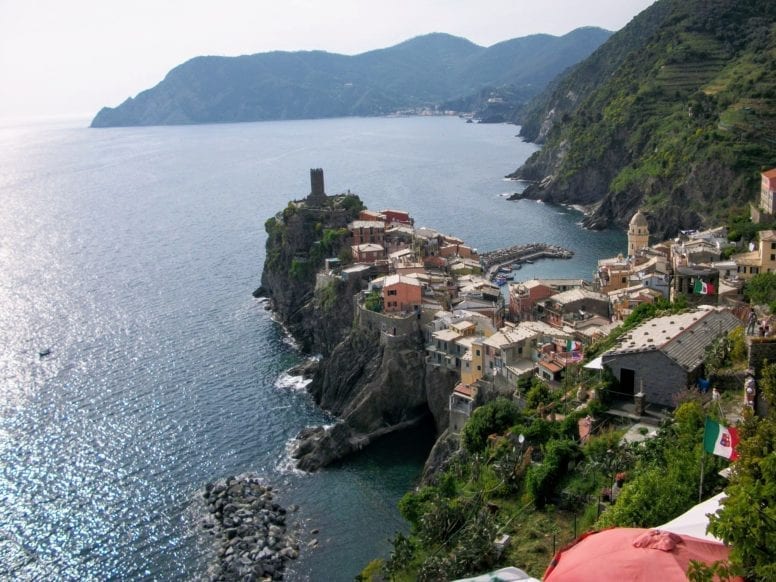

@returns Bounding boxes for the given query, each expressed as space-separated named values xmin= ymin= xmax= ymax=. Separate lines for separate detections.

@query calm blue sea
xmin=0 ymin=116 xmax=624 ymax=580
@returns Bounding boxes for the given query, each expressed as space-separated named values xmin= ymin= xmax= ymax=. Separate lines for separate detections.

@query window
xmin=477 ymin=365 xmax=481 ymax=371
xmin=475 ymin=349 xmax=480 ymax=356
xmin=771 ymin=254 xmax=775 ymax=261
xmin=387 ymin=289 xmax=397 ymax=296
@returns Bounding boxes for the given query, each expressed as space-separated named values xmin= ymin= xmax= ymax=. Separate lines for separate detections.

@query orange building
xmin=382 ymin=274 xmax=422 ymax=313
xmin=760 ymin=168 xmax=776 ymax=215
xmin=380 ymin=209 xmax=413 ymax=226
xmin=508 ymin=280 xmax=554 ymax=321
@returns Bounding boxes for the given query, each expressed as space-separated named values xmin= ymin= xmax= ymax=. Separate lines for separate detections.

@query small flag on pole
xmin=704 ymin=418 xmax=740 ymax=460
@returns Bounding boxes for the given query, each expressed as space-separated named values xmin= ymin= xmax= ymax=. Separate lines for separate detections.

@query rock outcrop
xmin=260 ymin=186 xmax=459 ymax=471
xmin=201 ymin=474 xmax=301 ymax=581
xmin=291 ymin=310 xmax=433 ymax=471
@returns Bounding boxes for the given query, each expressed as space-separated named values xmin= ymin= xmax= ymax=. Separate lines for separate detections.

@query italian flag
xmin=704 ymin=418 xmax=740 ymax=460
xmin=693 ymin=279 xmax=716 ymax=295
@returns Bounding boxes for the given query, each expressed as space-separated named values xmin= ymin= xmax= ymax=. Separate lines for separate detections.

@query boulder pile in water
xmin=201 ymin=474 xmax=302 ymax=581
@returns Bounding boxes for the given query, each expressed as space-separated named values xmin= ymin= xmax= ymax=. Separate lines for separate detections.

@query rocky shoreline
xmin=200 ymin=474 xmax=305 ymax=581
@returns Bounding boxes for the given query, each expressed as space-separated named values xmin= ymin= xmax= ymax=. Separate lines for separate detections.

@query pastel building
xmin=352 ymin=243 xmax=385 ymax=263
xmin=732 ymin=229 xmax=776 ymax=280
xmin=760 ymin=168 xmax=776 ymax=215
xmin=381 ymin=274 xmax=422 ymax=313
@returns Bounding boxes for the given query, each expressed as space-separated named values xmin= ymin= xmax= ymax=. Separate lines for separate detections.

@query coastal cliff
xmin=259 ymin=172 xmax=457 ymax=471
xmin=508 ymin=0 xmax=776 ymax=240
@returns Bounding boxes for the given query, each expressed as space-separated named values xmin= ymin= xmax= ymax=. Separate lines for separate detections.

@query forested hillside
xmin=90 ymin=29 xmax=610 ymax=128
xmin=511 ymin=0 xmax=776 ymax=240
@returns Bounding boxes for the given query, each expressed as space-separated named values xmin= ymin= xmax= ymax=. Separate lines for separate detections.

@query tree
xmin=524 ymin=379 xmax=552 ymax=410
xmin=364 ymin=290 xmax=382 ymax=312
xmin=744 ymin=273 xmax=776 ymax=313
xmin=461 ymin=398 xmax=522 ymax=454
xmin=708 ymin=362 xmax=776 ymax=580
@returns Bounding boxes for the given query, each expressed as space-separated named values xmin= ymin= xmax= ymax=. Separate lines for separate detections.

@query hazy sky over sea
xmin=0 ymin=0 xmax=656 ymax=121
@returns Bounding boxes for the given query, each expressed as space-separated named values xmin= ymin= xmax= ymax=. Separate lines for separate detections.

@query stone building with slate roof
xmin=601 ymin=307 xmax=742 ymax=407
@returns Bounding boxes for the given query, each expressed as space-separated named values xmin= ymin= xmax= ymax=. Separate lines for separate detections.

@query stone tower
xmin=628 ymin=209 xmax=649 ymax=257
xmin=307 ymin=168 xmax=326 ymax=206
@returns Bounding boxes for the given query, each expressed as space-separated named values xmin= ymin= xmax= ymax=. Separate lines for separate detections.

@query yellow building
xmin=460 ymin=338 xmax=484 ymax=385
xmin=732 ymin=229 xmax=776 ymax=279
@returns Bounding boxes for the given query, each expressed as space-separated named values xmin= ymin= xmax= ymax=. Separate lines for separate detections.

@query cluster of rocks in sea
xmin=201 ymin=473 xmax=305 ymax=581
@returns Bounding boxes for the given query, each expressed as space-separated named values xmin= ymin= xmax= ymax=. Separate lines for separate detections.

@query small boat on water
xmin=39 ymin=348 xmax=52 ymax=358
xmin=495 ymin=275 xmax=508 ymax=286
xmin=498 ymin=266 xmax=511 ymax=274
xmin=524 ymin=259 xmax=534 ymax=264
xmin=513 ymin=263 xmax=521 ymax=270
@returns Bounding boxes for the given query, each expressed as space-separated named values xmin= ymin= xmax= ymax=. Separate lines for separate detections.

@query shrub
xmin=461 ymin=398 xmax=522 ymax=454
xmin=526 ymin=438 xmax=582 ymax=508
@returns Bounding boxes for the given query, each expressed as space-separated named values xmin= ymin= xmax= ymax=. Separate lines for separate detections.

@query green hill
xmin=90 ymin=29 xmax=611 ymax=128
xmin=510 ymin=0 xmax=776 ymax=241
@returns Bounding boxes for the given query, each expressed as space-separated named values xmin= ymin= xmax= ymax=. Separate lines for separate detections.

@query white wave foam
xmin=276 ymin=438 xmax=308 ymax=475
xmin=275 ymin=372 xmax=312 ymax=392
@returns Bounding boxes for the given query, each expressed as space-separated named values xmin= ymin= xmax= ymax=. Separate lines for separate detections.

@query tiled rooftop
xmin=606 ymin=308 xmax=742 ymax=370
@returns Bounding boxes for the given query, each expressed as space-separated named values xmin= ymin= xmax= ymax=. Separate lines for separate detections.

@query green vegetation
xmin=515 ymin=0 xmax=776 ymax=238
xmin=744 ymin=273 xmax=776 ymax=313
xmin=461 ymin=398 xmax=521 ymax=454
xmin=92 ymin=29 xmax=611 ymax=127
xmin=709 ymin=362 xmax=776 ymax=580
xmin=289 ymin=257 xmax=311 ymax=281
xmin=596 ymin=401 xmax=727 ymax=528
xmin=317 ymin=281 xmax=339 ymax=313
xmin=369 ymin=390 xmax=734 ymax=581
xmin=364 ymin=291 xmax=382 ymax=313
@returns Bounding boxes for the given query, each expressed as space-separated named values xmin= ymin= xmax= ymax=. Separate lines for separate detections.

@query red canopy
xmin=544 ymin=528 xmax=741 ymax=581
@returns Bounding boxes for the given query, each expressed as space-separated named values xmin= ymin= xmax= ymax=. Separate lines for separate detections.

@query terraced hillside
xmin=511 ymin=0 xmax=776 ymax=240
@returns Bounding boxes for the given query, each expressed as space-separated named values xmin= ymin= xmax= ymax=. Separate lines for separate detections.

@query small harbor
xmin=480 ymin=242 xmax=573 ymax=279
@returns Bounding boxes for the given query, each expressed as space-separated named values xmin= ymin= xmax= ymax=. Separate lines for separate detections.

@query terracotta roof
xmin=453 ymin=383 xmax=475 ymax=398
xmin=762 ymin=168 xmax=776 ymax=180
xmin=539 ymin=360 xmax=563 ymax=373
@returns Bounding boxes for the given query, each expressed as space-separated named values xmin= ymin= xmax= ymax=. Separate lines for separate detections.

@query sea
xmin=0 ymin=115 xmax=625 ymax=580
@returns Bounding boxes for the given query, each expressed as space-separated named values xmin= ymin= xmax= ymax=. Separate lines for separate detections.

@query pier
xmin=480 ymin=243 xmax=573 ymax=277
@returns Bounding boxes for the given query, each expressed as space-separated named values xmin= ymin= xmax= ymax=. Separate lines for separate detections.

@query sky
xmin=0 ymin=0 xmax=656 ymax=122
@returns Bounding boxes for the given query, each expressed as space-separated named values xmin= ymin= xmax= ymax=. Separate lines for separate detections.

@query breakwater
xmin=201 ymin=474 xmax=302 ymax=581
xmin=480 ymin=243 xmax=573 ymax=276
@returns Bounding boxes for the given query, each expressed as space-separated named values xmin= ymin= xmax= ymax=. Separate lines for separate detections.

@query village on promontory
xmin=254 ymin=167 xmax=776 ymax=580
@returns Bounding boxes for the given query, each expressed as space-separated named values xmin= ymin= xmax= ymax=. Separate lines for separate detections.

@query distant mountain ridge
xmin=510 ymin=0 xmax=776 ymax=239
xmin=90 ymin=28 xmax=611 ymax=128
